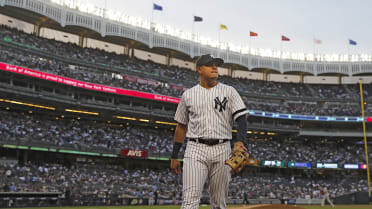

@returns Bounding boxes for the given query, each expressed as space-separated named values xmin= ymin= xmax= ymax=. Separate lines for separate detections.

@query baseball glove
xmin=225 ymin=141 xmax=249 ymax=174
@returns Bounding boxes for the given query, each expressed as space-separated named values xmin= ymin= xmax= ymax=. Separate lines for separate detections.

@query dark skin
xmin=170 ymin=62 xmax=247 ymax=174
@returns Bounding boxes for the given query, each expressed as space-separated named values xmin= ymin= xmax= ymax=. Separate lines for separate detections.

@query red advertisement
xmin=0 ymin=62 xmax=180 ymax=104
xmin=121 ymin=149 xmax=148 ymax=158
xmin=170 ymin=84 xmax=186 ymax=91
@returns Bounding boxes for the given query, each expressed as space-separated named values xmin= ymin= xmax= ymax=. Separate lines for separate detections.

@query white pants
xmin=181 ymin=141 xmax=231 ymax=209
xmin=148 ymin=197 xmax=154 ymax=205
xmin=321 ymin=194 xmax=334 ymax=207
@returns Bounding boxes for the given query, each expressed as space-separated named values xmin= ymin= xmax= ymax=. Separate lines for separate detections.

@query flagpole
xmin=218 ymin=26 xmax=221 ymax=43
xmin=280 ymin=40 xmax=283 ymax=59
xmin=249 ymin=35 xmax=252 ymax=54
xmin=151 ymin=2 xmax=154 ymax=30
xmin=218 ymin=22 xmax=221 ymax=43
xmin=104 ymin=0 xmax=107 ymax=17
xmin=313 ymin=38 xmax=315 ymax=56
xmin=192 ymin=15 xmax=195 ymax=41
xmin=348 ymin=42 xmax=350 ymax=61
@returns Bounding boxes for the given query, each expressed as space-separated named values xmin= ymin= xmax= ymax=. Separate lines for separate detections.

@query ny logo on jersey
xmin=214 ymin=97 xmax=228 ymax=112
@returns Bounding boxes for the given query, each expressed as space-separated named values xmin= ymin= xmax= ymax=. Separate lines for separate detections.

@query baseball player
xmin=170 ymin=54 xmax=249 ymax=209
xmin=321 ymin=185 xmax=335 ymax=207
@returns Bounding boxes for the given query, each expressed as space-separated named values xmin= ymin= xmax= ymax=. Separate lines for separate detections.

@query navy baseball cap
xmin=196 ymin=54 xmax=224 ymax=67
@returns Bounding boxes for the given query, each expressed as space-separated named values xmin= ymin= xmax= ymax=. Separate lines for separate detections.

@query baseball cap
xmin=196 ymin=54 xmax=224 ymax=67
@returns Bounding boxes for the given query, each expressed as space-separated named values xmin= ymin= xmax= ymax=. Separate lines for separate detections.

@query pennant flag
xmin=220 ymin=24 xmax=228 ymax=30
xmin=250 ymin=31 xmax=258 ymax=37
xmin=194 ymin=16 xmax=203 ymax=22
xmin=281 ymin=35 xmax=290 ymax=41
xmin=349 ymin=39 xmax=357 ymax=45
xmin=153 ymin=3 xmax=163 ymax=11
xmin=314 ymin=38 xmax=322 ymax=44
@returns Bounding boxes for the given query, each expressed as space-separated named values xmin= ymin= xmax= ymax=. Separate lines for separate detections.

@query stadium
xmin=0 ymin=0 xmax=371 ymax=208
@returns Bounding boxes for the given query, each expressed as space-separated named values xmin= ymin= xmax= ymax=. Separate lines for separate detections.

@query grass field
xmin=10 ymin=205 xmax=372 ymax=209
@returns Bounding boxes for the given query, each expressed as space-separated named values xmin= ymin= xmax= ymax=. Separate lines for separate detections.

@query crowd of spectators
xmin=0 ymin=161 xmax=181 ymax=205
xmin=231 ymin=170 xmax=368 ymax=200
xmin=0 ymin=43 xmax=367 ymax=116
xmin=0 ymin=161 xmax=368 ymax=205
xmin=1 ymin=20 xmax=371 ymax=208
xmin=0 ymin=25 xmax=370 ymax=117
xmin=0 ymin=45 xmax=184 ymax=98
xmin=245 ymin=99 xmax=364 ymax=116
xmin=0 ymin=110 xmax=368 ymax=164
xmin=246 ymin=136 xmax=367 ymax=164
xmin=0 ymin=110 xmax=176 ymax=155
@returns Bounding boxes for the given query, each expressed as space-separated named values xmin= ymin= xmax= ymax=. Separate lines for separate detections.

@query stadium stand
xmin=0 ymin=109 xmax=369 ymax=163
xmin=0 ymin=6 xmax=371 ymax=207
xmin=0 ymin=25 xmax=370 ymax=116
xmin=0 ymin=160 xmax=368 ymax=207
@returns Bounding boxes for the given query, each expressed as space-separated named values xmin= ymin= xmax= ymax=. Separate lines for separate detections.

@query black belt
xmin=189 ymin=138 xmax=229 ymax=146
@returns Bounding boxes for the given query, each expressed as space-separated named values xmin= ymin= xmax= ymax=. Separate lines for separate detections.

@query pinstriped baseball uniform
xmin=174 ymin=82 xmax=248 ymax=209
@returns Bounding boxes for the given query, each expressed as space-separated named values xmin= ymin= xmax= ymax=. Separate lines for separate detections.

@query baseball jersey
xmin=174 ymin=82 xmax=248 ymax=140
xmin=323 ymin=187 xmax=329 ymax=195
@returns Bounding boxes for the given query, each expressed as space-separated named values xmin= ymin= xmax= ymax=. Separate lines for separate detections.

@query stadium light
xmin=65 ymin=109 xmax=99 ymax=115
xmin=0 ymin=98 xmax=55 ymax=110
xmin=154 ymin=121 xmax=177 ymax=126
xmin=115 ymin=116 xmax=136 ymax=120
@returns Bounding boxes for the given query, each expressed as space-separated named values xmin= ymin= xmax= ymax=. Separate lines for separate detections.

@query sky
xmin=81 ymin=0 xmax=372 ymax=55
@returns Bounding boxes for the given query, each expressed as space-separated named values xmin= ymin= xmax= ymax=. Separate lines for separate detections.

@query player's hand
xmin=234 ymin=141 xmax=248 ymax=153
xmin=171 ymin=158 xmax=181 ymax=174
xmin=226 ymin=141 xmax=249 ymax=174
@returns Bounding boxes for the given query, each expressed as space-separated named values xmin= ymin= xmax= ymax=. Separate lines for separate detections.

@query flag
xmin=281 ymin=35 xmax=290 ymax=41
xmin=153 ymin=3 xmax=163 ymax=11
xmin=194 ymin=16 xmax=203 ymax=22
xmin=220 ymin=24 xmax=228 ymax=30
xmin=349 ymin=39 xmax=357 ymax=45
xmin=250 ymin=31 xmax=258 ymax=37
xmin=314 ymin=38 xmax=322 ymax=44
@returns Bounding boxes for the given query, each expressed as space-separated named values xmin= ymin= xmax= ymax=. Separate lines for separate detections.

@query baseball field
xmin=9 ymin=205 xmax=372 ymax=209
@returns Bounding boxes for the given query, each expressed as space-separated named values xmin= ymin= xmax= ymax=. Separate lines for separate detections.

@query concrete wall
xmin=40 ymin=27 xmax=79 ymax=44
xmin=0 ymin=14 xmax=34 ymax=33
xmin=233 ymin=70 xmax=263 ymax=80
xmin=342 ymin=76 xmax=372 ymax=84
xmin=133 ymin=49 xmax=166 ymax=65
xmin=86 ymin=38 xmax=124 ymax=55
xmin=171 ymin=58 xmax=195 ymax=71
xmin=269 ymin=74 xmax=301 ymax=83
xmin=304 ymin=76 xmax=339 ymax=84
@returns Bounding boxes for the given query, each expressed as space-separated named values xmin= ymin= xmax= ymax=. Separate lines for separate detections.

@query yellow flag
xmin=220 ymin=24 xmax=228 ymax=30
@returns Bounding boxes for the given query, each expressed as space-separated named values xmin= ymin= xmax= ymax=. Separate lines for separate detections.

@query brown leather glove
xmin=225 ymin=141 xmax=249 ymax=174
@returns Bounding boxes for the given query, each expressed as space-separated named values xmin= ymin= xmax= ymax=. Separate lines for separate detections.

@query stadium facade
xmin=0 ymin=0 xmax=371 ymax=207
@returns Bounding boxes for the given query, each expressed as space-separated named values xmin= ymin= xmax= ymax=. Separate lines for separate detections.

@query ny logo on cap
xmin=214 ymin=97 xmax=228 ymax=112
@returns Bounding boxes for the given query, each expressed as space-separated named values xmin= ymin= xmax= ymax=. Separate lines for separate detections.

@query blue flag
xmin=153 ymin=3 xmax=163 ymax=11
xmin=194 ymin=16 xmax=203 ymax=22
xmin=349 ymin=39 xmax=357 ymax=45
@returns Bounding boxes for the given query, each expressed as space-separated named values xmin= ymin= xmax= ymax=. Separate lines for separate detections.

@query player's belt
xmin=189 ymin=138 xmax=229 ymax=146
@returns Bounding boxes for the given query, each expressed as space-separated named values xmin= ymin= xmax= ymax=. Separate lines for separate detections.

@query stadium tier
xmin=0 ymin=1 xmax=372 ymax=208
xmin=0 ymin=25 xmax=372 ymax=118
xmin=0 ymin=109 xmax=369 ymax=163
xmin=0 ymin=160 xmax=368 ymax=207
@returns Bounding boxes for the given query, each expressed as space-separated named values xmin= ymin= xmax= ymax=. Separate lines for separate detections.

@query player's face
xmin=198 ymin=62 xmax=218 ymax=80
